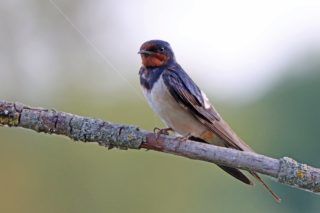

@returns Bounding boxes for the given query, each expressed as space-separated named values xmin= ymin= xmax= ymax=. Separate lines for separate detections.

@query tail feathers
xmin=218 ymin=165 xmax=281 ymax=202
xmin=218 ymin=165 xmax=253 ymax=185
xmin=250 ymin=171 xmax=281 ymax=203
xmin=189 ymin=136 xmax=281 ymax=202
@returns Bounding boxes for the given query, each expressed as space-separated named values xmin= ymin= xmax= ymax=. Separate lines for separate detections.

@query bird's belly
xmin=142 ymin=77 xmax=207 ymax=137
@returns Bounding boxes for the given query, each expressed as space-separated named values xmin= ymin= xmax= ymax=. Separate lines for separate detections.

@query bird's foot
xmin=177 ymin=133 xmax=192 ymax=142
xmin=153 ymin=127 xmax=173 ymax=135
xmin=153 ymin=127 xmax=174 ymax=140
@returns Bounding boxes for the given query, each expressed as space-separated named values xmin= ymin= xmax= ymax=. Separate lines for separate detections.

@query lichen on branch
xmin=0 ymin=100 xmax=320 ymax=196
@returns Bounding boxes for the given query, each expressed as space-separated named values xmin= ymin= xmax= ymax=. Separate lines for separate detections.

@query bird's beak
xmin=138 ymin=50 xmax=154 ymax=55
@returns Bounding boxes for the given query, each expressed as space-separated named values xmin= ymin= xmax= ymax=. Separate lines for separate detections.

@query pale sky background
xmin=109 ymin=1 xmax=320 ymax=100
xmin=68 ymin=0 xmax=320 ymax=102
xmin=1 ymin=0 xmax=320 ymax=103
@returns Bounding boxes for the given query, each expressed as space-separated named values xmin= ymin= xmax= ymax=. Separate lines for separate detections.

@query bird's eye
xmin=159 ymin=47 xmax=165 ymax=52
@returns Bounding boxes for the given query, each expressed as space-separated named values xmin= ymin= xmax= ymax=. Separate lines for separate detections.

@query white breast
xmin=142 ymin=75 xmax=207 ymax=137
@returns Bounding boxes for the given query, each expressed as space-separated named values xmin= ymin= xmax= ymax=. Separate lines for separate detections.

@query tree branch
xmin=1 ymin=100 xmax=319 ymax=195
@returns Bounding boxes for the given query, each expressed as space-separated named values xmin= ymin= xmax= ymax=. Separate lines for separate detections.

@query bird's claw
xmin=153 ymin=127 xmax=173 ymax=140
xmin=177 ymin=133 xmax=191 ymax=142
xmin=153 ymin=127 xmax=173 ymax=135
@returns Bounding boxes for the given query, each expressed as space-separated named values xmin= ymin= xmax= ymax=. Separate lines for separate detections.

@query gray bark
xmin=0 ymin=100 xmax=319 ymax=195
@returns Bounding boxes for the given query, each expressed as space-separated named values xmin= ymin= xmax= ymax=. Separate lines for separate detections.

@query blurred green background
xmin=1 ymin=1 xmax=320 ymax=212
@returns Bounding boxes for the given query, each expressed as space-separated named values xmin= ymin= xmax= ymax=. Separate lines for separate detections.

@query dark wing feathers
xmin=218 ymin=165 xmax=253 ymax=185
xmin=188 ymin=136 xmax=254 ymax=186
xmin=163 ymin=66 xmax=245 ymax=150
xmin=165 ymin=66 xmax=220 ymax=123
xmin=204 ymin=118 xmax=253 ymax=151
xmin=162 ymin=66 xmax=281 ymax=202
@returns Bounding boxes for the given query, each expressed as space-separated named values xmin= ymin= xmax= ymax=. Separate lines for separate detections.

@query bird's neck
xmin=139 ymin=66 xmax=165 ymax=91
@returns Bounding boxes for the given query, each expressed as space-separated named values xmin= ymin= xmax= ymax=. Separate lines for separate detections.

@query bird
xmin=138 ymin=39 xmax=281 ymax=202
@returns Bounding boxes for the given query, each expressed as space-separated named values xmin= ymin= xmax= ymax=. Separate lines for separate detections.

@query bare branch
xmin=0 ymin=100 xmax=319 ymax=195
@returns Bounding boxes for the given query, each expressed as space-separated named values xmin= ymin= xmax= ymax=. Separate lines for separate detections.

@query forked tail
xmin=250 ymin=171 xmax=281 ymax=202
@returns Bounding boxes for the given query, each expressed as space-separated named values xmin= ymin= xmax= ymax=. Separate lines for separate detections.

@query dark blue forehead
xmin=140 ymin=40 xmax=172 ymax=51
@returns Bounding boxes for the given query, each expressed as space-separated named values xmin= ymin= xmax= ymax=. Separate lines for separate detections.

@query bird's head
xmin=138 ymin=40 xmax=175 ymax=68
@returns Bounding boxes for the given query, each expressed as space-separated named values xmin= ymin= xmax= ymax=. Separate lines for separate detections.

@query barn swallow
xmin=138 ymin=39 xmax=280 ymax=202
